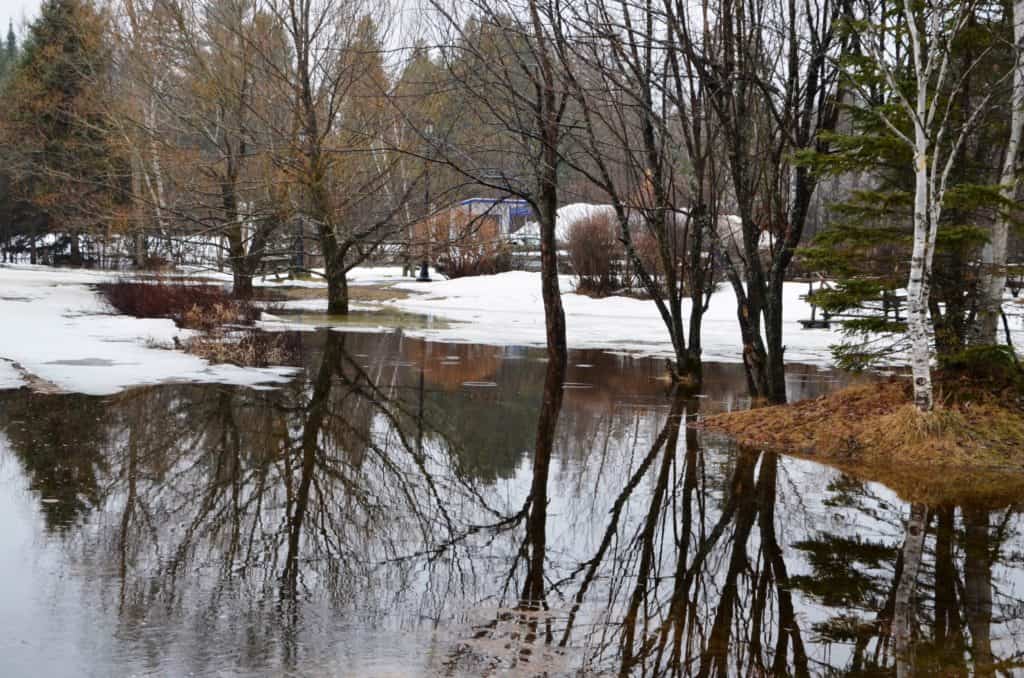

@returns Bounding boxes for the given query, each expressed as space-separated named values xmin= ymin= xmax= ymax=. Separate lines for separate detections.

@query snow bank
xmin=516 ymin=203 xmax=617 ymax=243
xmin=182 ymin=264 xmax=430 ymax=288
xmin=385 ymin=271 xmax=840 ymax=366
xmin=176 ymin=266 xmax=329 ymax=289
xmin=0 ymin=360 xmax=25 ymax=390
xmin=0 ymin=265 xmax=299 ymax=396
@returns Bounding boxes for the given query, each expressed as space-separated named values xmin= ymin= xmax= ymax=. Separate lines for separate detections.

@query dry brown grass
xmin=184 ymin=330 xmax=298 ymax=368
xmin=700 ymin=378 xmax=1024 ymax=505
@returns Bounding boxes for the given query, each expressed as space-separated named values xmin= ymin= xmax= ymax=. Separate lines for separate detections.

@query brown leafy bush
xmin=566 ymin=211 xmax=624 ymax=296
xmin=99 ymin=279 xmax=259 ymax=329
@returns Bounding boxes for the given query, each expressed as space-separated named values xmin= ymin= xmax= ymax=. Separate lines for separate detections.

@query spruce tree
xmin=798 ymin=5 xmax=1020 ymax=371
xmin=0 ymin=0 xmax=126 ymax=261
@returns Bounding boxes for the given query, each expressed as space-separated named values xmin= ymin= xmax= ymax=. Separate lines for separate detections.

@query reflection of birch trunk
xmin=893 ymin=502 xmax=928 ymax=677
xmin=963 ymin=508 xmax=994 ymax=677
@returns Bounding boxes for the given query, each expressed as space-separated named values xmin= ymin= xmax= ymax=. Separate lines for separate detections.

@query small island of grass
xmin=700 ymin=351 xmax=1024 ymax=505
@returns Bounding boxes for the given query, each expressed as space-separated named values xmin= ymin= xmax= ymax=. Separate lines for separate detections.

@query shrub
xmin=101 ymin=278 xmax=299 ymax=368
xmin=939 ymin=344 xmax=1023 ymax=395
xmin=139 ymin=255 xmax=172 ymax=271
xmin=442 ymin=247 xmax=513 ymax=278
xmin=99 ymin=279 xmax=259 ymax=329
xmin=632 ymin=229 xmax=662 ymax=279
xmin=184 ymin=330 xmax=300 ymax=368
xmin=566 ymin=211 xmax=624 ymax=296
xmin=418 ymin=210 xmax=513 ymax=279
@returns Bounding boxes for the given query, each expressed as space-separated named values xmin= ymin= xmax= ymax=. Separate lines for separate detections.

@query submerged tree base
xmin=699 ymin=376 xmax=1024 ymax=505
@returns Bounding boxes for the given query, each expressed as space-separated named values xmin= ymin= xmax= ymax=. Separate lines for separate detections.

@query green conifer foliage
xmin=798 ymin=7 xmax=1021 ymax=369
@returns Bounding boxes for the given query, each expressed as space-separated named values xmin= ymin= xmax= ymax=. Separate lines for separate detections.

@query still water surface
xmin=0 ymin=330 xmax=1021 ymax=676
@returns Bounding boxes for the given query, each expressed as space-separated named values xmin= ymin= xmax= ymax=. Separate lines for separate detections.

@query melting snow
xmin=384 ymin=271 xmax=842 ymax=366
xmin=0 ymin=265 xmax=299 ymax=395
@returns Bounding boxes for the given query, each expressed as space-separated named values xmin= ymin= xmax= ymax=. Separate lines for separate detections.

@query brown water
xmin=0 ymin=330 xmax=1021 ymax=677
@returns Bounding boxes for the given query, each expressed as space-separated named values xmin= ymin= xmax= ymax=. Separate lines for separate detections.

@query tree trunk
xmin=522 ymin=0 xmax=565 ymax=611
xmin=327 ymin=273 xmax=349 ymax=315
xmin=962 ymin=508 xmax=994 ymax=677
xmin=233 ymin=268 xmax=254 ymax=299
xmin=893 ymin=502 xmax=928 ymax=677
xmin=70 ymin=232 xmax=82 ymax=266
xmin=764 ymin=279 xmax=788 ymax=404
xmin=974 ymin=0 xmax=1024 ymax=345
xmin=685 ymin=206 xmax=711 ymax=386
xmin=733 ymin=283 xmax=771 ymax=400
xmin=907 ymin=145 xmax=934 ymax=411
xmin=227 ymin=220 xmax=252 ymax=298
xmin=134 ymin=233 xmax=147 ymax=269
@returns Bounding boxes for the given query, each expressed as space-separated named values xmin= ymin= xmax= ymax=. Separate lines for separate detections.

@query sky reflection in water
xmin=0 ymin=329 xmax=1021 ymax=677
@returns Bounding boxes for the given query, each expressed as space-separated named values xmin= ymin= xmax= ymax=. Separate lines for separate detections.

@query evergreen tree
xmin=0 ymin=21 xmax=16 ymax=81
xmin=799 ymin=3 xmax=1020 ymax=372
xmin=0 ymin=0 xmax=127 ymax=262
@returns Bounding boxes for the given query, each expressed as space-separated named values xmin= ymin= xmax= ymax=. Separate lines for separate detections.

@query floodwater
xmin=0 ymin=330 xmax=1021 ymax=677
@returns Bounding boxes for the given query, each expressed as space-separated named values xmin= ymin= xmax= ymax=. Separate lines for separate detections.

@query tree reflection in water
xmin=0 ymin=331 xmax=1022 ymax=676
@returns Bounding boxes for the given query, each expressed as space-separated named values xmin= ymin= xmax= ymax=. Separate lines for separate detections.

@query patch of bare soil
xmin=698 ymin=378 xmax=1024 ymax=505
xmin=255 ymin=283 xmax=410 ymax=302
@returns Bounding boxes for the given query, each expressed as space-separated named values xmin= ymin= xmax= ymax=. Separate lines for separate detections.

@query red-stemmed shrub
xmin=565 ymin=211 xmax=624 ymax=296
xmin=98 ymin=279 xmax=259 ymax=329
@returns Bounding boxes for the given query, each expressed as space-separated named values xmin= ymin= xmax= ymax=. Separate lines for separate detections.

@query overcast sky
xmin=1 ymin=0 xmax=38 ymax=33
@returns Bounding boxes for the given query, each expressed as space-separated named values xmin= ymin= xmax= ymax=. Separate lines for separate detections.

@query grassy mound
xmin=700 ymin=377 xmax=1024 ymax=505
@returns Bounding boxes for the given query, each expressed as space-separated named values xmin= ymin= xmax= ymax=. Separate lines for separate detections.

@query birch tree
xmin=854 ymin=0 xmax=1011 ymax=410
xmin=974 ymin=0 xmax=1024 ymax=346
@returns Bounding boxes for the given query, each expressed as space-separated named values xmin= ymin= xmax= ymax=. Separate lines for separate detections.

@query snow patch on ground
xmin=0 ymin=360 xmax=25 ymax=390
xmin=0 ymin=265 xmax=299 ymax=395
xmin=182 ymin=264 xmax=436 ymax=288
xmin=382 ymin=271 xmax=841 ymax=366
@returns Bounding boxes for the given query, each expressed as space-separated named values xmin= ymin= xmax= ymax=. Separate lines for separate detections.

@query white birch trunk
xmin=976 ymin=0 xmax=1024 ymax=344
xmin=143 ymin=93 xmax=168 ymax=236
xmin=907 ymin=127 xmax=935 ymax=411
